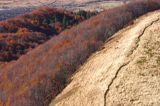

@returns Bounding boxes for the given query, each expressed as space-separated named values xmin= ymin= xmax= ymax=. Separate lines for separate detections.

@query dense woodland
xmin=0 ymin=0 xmax=160 ymax=106
xmin=0 ymin=7 xmax=97 ymax=62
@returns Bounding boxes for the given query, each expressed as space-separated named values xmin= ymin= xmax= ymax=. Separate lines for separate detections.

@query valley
xmin=0 ymin=0 xmax=125 ymax=20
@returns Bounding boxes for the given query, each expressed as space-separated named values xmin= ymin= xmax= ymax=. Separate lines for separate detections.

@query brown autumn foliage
xmin=0 ymin=0 xmax=160 ymax=106
xmin=0 ymin=7 xmax=84 ymax=62
xmin=0 ymin=32 xmax=48 ymax=61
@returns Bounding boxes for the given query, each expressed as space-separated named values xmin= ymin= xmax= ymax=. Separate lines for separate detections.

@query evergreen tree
xmin=51 ymin=15 xmax=56 ymax=23
xmin=43 ymin=18 xmax=50 ymax=24
xmin=62 ymin=16 xmax=67 ymax=27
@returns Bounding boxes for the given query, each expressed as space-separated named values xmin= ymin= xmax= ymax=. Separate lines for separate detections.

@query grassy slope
xmin=51 ymin=10 xmax=160 ymax=106
xmin=0 ymin=1 xmax=160 ymax=106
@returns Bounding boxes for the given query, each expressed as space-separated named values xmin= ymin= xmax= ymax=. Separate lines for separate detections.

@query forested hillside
xmin=0 ymin=7 xmax=97 ymax=62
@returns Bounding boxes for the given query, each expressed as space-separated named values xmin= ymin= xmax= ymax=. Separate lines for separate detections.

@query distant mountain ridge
xmin=0 ymin=0 xmax=126 ymax=20
xmin=0 ymin=0 xmax=128 ymax=9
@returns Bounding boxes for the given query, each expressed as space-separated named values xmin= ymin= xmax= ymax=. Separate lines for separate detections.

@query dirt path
xmin=50 ymin=10 xmax=160 ymax=106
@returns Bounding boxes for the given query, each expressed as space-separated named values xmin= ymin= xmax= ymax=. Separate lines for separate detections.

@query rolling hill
xmin=0 ymin=0 xmax=160 ymax=106
xmin=50 ymin=10 xmax=160 ymax=106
